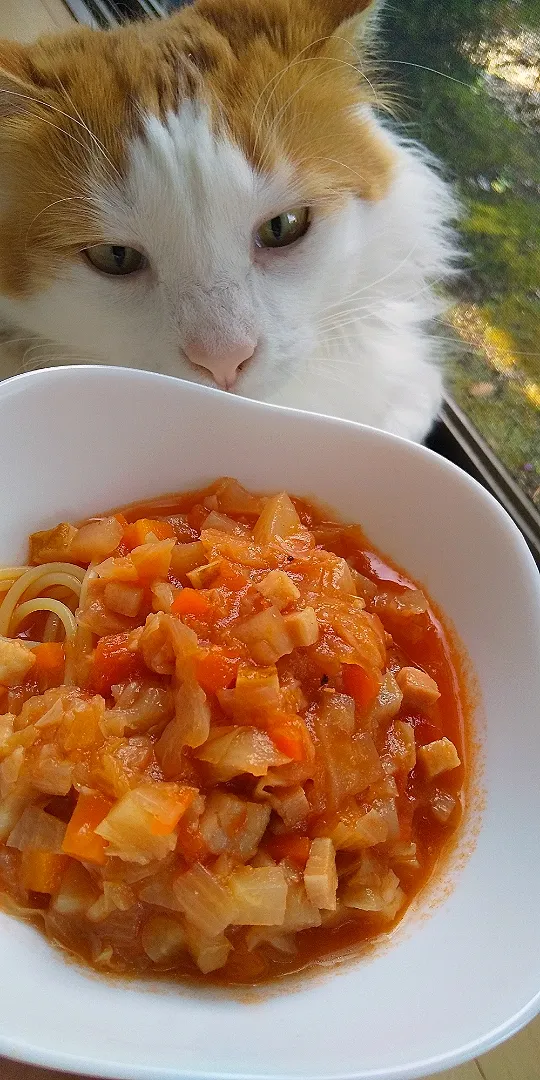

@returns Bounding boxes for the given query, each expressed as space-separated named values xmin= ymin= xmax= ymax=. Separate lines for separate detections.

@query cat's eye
xmin=256 ymin=208 xmax=310 ymax=249
xmin=84 ymin=245 xmax=146 ymax=276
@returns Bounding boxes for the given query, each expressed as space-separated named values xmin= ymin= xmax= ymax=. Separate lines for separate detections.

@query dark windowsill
xmin=427 ymin=397 xmax=540 ymax=569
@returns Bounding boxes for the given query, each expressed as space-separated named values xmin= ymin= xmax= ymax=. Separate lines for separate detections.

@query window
xmin=380 ymin=0 xmax=540 ymax=561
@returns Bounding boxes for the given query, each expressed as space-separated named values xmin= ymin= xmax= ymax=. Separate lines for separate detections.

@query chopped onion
xmin=70 ymin=518 xmax=123 ymax=562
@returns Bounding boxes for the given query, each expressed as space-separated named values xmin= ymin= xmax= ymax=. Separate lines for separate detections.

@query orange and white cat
xmin=0 ymin=0 xmax=456 ymax=441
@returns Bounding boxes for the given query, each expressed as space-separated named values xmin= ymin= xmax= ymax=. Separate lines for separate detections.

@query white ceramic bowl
xmin=0 ymin=366 xmax=539 ymax=1080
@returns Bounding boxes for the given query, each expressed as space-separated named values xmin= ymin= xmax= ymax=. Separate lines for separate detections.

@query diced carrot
xmin=123 ymin=518 xmax=176 ymax=550
xmin=21 ymin=850 xmax=68 ymax=894
xmin=171 ymin=589 xmax=213 ymax=620
xmin=32 ymin=642 xmax=65 ymax=692
xmin=91 ymin=632 xmax=143 ymax=696
xmin=266 ymin=835 xmax=310 ymax=869
xmin=130 ymin=539 xmax=175 ymax=583
xmin=266 ymin=712 xmax=313 ymax=762
xmin=62 ymin=791 xmax=113 ymax=866
xmin=213 ymin=560 xmax=247 ymax=592
xmin=195 ymin=649 xmax=239 ymax=695
xmin=342 ymin=664 xmax=380 ymax=710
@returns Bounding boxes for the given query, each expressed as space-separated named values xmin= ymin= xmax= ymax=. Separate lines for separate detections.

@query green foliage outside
xmin=379 ymin=0 xmax=540 ymax=502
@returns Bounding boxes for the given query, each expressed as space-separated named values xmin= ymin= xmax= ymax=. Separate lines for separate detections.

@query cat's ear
xmin=310 ymin=0 xmax=380 ymax=33
xmin=0 ymin=42 xmax=45 ymax=119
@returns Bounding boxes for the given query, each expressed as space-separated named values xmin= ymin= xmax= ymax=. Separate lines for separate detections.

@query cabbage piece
xmin=102 ymin=684 xmax=173 ymax=738
xmin=173 ymin=863 xmax=237 ymax=936
xmin=0 ymin=638 xmax=36 ymax=686
xmin=141 ymin=913 xmax=187 ymax=963
xmin=327 ymin=807 xmax=388 ymax=851
xmin=229 ymin=865 xmax=288 ymax=926
xmin=429 ymin=789 xmax=457 ymax=823
xmin=104 ymin=581 xmax=143 ymax=618
xmin=7 ymin=805 xmax=66 ymax=853
xmin=30 ymin=746 xmax=73 ymax=796
xmin=138 ymin=866 xmax=184 ymax=911
xmin=52 ymin=860 xmax=100 ymax=915
xmin=316 ymin=601 xmax=386 ymax=674
xmin=233 ymin=663 xmax=281 ymax=711
xmin=87 ymin=881 xmax=135 ymax=923
xmin=319 ymin=690 xmax=356 ymax=734
xmin=198 ymin=792 xmax=270 ymax=861
xmin=201 ymin=512 xmax=246 ymax=535
xmin=304 ymin=838 xmax=337 ymax=911
xmin=256 ymin=570 xmax=300 ymax=610
xmin=383 ymin=720 xmax=416 ymax=775
xmin=246 ymin=928 xmax=297 ymax=954
xmin=156 ymin=680 xmax=210 ymax=771
xmin=195 ymin=726 xmax=289 ymax=781
xmin=200 ymin=529 xmax=267 ymax=569
xmin=315 ymin=699 xmax=383 ymax=811
xmin=184 ymin=921 xmax=232 ymax=974
xmin=214 ymin=478 xmax=264 ymax=516
xmin=95 ymin=781 xmax=195 ymax=864
xmin=0 ymin=785 xmax=34 ymax=841
xmin=264 ymin=785 xmax=310 ymax=828
xmin=0 ymin=746 xmax=24 ymax=797
xmin=281 ymin=869 xmax=321 ymax=932
xmin=368 ymin=672 xmax=404 ymax=729
xmin=344 ymin=855 xmax=404 ymax=918
xmin=253 ymin=492 xmax=302 ymax=546
xmin=234 ymin=607 xmax=294 ymax=665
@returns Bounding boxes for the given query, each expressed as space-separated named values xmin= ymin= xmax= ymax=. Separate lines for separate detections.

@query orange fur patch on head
xmin=0 ymin=0 xmax=392 ymax=297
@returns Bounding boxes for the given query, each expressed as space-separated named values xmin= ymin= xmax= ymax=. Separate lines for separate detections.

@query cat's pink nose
xmin=185 ymin=341 xmax=256 ymax=390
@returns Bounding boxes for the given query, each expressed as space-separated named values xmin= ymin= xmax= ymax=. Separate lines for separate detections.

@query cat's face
xmin=0 ymin=0 xmax=393 ymax=394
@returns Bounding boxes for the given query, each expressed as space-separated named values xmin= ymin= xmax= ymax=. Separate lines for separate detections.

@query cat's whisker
xmin=251 ymin=38 xmax=335 ymax=158
xmin=317 ymin=242 xmax=422 ymax=320
xmin=54 ymin=76 xmax=122 ymax=183
xmin=257 ymin=55 xmax=384 ymax=172
xmin=319 ymin=272 xmax=450 ymax=332
xmin=24 ymin=196 xmax=88 ymax=249
xmin=381 ymin=61 xmax=474 ymax=90
xmin=0 ymin=90 xmax=118 ymax=181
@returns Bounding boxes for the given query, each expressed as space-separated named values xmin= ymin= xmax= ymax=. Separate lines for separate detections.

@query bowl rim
xmin=0 ymin=364 xmax=538 ymax=1080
